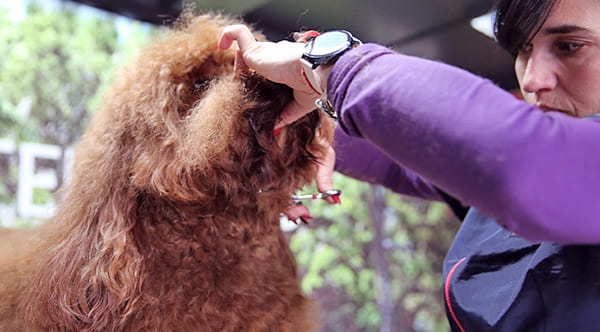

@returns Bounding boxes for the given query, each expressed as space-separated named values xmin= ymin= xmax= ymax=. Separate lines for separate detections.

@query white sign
xmin=0 ymin=139 xmax=72 ymax=220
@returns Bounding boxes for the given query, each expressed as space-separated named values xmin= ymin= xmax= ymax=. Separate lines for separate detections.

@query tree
xmin=1 ymin=3 xmax=114 ymax=144
xmin=0 ymin=1 xmax=151 ymax=209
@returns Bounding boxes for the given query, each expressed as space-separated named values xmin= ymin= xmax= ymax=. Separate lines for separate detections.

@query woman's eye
xmin=556 ymin=41 xmax=584 ymax=54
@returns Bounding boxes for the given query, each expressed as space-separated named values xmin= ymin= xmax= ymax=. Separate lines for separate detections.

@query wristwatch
xmin=300 ymin=30 xmax=362 ymax=96
xmin=301 ymin=30 xmax=362 ymax=69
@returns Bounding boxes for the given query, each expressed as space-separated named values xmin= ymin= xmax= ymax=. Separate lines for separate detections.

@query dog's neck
xmin=133 ymin=191 xmax=285 ymax=251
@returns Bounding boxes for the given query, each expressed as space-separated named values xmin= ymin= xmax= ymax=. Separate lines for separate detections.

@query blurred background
xmin=0 ymin=0 xmax=515 ymax=331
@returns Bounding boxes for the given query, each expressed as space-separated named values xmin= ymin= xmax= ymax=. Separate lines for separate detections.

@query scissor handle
xmin=291 ymin=189 xmax=341 ymax=202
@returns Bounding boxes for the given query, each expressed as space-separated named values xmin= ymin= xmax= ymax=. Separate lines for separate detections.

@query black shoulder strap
xmin=434 ymin=186 xmax=469 ymax=221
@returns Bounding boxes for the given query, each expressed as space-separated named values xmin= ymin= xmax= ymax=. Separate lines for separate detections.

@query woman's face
xmin=514 ymin=0 xmax=600 ymax=118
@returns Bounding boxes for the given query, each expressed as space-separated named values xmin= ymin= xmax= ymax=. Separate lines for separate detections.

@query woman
xmin=219 ymin=0 xmax=600 ymax=329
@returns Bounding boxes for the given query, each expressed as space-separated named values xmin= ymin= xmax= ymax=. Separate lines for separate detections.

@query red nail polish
xmin=300 ymin=214 xmax=313 ymax=220
xmin=332 ymin=195 xmax=341 ymax=205
xmin=273 ymin=128 xmax=281 ymax=136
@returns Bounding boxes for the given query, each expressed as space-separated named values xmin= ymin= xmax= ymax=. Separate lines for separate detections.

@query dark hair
xmin=494 ymin=0 xmax=560 ymax=56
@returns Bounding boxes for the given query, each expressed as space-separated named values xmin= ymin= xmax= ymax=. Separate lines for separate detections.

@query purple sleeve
xmin=334 ymin=128 xmax=444 ymax=201
xmin=328 ymin=43 xmax=600 ymax=244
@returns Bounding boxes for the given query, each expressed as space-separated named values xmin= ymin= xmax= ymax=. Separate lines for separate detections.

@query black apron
xmin=441 ymin=114 xmax=600 ymax=331
xmin=443 ymin=209 xmax=600 ymax=331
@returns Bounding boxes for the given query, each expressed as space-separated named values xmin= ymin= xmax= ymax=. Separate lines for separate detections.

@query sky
xmin=0 ymin=0 xmax=26 ymax=21
xmin=0 ymin=0 xmax=104 ymax=20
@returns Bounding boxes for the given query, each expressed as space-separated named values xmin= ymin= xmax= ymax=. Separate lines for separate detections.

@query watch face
xmin=307 ymin=31 xmax=352 ymax=57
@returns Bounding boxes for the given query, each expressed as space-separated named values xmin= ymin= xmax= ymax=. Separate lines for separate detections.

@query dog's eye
xmin=194 ymin=78 xmax=210 ymax=92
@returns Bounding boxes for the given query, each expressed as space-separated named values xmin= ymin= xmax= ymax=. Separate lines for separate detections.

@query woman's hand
xmin=218 ymin=25 xmax=322 ymax=129
xmin=219 ymin=25 xmax=340 ymax=223
xmin=315 ymin=145 xmax=337 ymax=204
xmin=283 ymin=144 xmax=339 ymax=222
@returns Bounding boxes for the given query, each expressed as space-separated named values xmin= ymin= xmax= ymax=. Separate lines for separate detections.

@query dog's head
xmin=76 ymin=13 xmax=334 ymax=215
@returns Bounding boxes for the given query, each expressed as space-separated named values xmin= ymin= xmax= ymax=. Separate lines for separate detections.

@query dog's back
xmin=0 ymin=227 xmax=38 ymax=331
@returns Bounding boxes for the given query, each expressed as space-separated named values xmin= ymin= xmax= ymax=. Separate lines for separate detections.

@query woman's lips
xmin=537 ymin=103 xmax=572 ymax=115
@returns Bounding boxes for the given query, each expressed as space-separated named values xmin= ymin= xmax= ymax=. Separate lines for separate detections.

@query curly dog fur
xmin=0 ymin=13 xmax=334 ymax=331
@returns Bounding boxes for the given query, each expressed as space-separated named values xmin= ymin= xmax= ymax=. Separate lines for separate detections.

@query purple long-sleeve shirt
xmin=328 ymin=43 xmax=600 ymax=244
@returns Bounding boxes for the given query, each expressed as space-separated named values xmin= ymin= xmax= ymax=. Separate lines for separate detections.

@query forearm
xmin=334 ymin=127 xmax=443 ymax=201
xmin=327 ymin=44 xmax=600 ymax=243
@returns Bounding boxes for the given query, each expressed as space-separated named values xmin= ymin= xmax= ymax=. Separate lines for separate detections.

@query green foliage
xmin=0 ymin=2 xmax=116 ymax=144
xmin=356 ymin=302 xmax=381 ymax=328
xmin=32 ymin=187 xmax=53 ymax=205
xmin=290 ymin=173 xmax=460 ymax=331
xmin=0 ymin=1 xmax=152 ymax=209
xmin=0 ymin=1 xmax=154 ymax=144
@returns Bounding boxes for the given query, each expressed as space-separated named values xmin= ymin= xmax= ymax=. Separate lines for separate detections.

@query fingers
xmin=274 ymin=92 xmax=318 ymax=129
xmin=274 ymin=100 xmax=304 ymax=130
xmin=233 ymin=49 xmax=249 ymax=79
xmin=284 ymin=204 xmax=311 ymax=223
xmin=220 ymin=25 xmax=319 ymax=130
xmin=316 ymin=145 xmax=338 ymax=204
xmin=217 ymin=24 xmax=257 ymax=52
xmin=316 ymin=146 xmax=335 ymax=192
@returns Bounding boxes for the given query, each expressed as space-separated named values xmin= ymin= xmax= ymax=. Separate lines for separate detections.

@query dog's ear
xmin=116 ymin=15 xmax=240 ymax=203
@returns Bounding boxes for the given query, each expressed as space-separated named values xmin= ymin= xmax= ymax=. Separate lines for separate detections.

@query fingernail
xmin=216 ymin=44 xmax=221 ymax=50
xmin=299 ymin=215 xmax=312 ymax=225
xmin=290 ymin=218 xmax=298 ymax=225
xmin=300 ymin=215 xmax=313 ymax=224
xmin=331 ymin=195 xmax=341 ymax=205
xmin=273 ymin=128 xmax=282 ymax=136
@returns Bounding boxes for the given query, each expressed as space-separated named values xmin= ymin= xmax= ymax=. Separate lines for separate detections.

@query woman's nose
xmin=520 ymin=51 xmax=558 ymax=94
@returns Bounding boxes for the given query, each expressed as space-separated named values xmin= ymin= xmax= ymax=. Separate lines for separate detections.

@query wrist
xmin=316 ymin=64 xmax=333 ymax=92
xmin=300 ymin=58 xmax=329 ymax=95
xmin=299 ymin=30 xmax=361 ymax=96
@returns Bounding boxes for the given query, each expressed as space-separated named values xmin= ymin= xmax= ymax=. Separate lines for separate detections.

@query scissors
xmin=291 ymin=190 xmax=341 ymax=205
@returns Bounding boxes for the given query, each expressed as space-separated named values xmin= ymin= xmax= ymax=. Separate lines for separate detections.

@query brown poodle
xmin=0 ymin=13 xmax=334 ymax=331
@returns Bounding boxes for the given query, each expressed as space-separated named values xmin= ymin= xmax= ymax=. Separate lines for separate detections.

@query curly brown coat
xmin=0 ymin=13 xmax=334 ymax=331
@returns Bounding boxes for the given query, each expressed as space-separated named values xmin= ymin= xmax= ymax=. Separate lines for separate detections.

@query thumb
xmin=284 ymin=204 xmax=311 ymax=223
xmin=275 ymin=90 xmax=319 ymax=129
xmin=316 ymin=145 xmax=337 ymax=204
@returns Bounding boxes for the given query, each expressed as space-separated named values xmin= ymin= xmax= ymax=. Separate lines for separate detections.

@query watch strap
xmin=300 ymin=57 xmax=325 ymax=95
